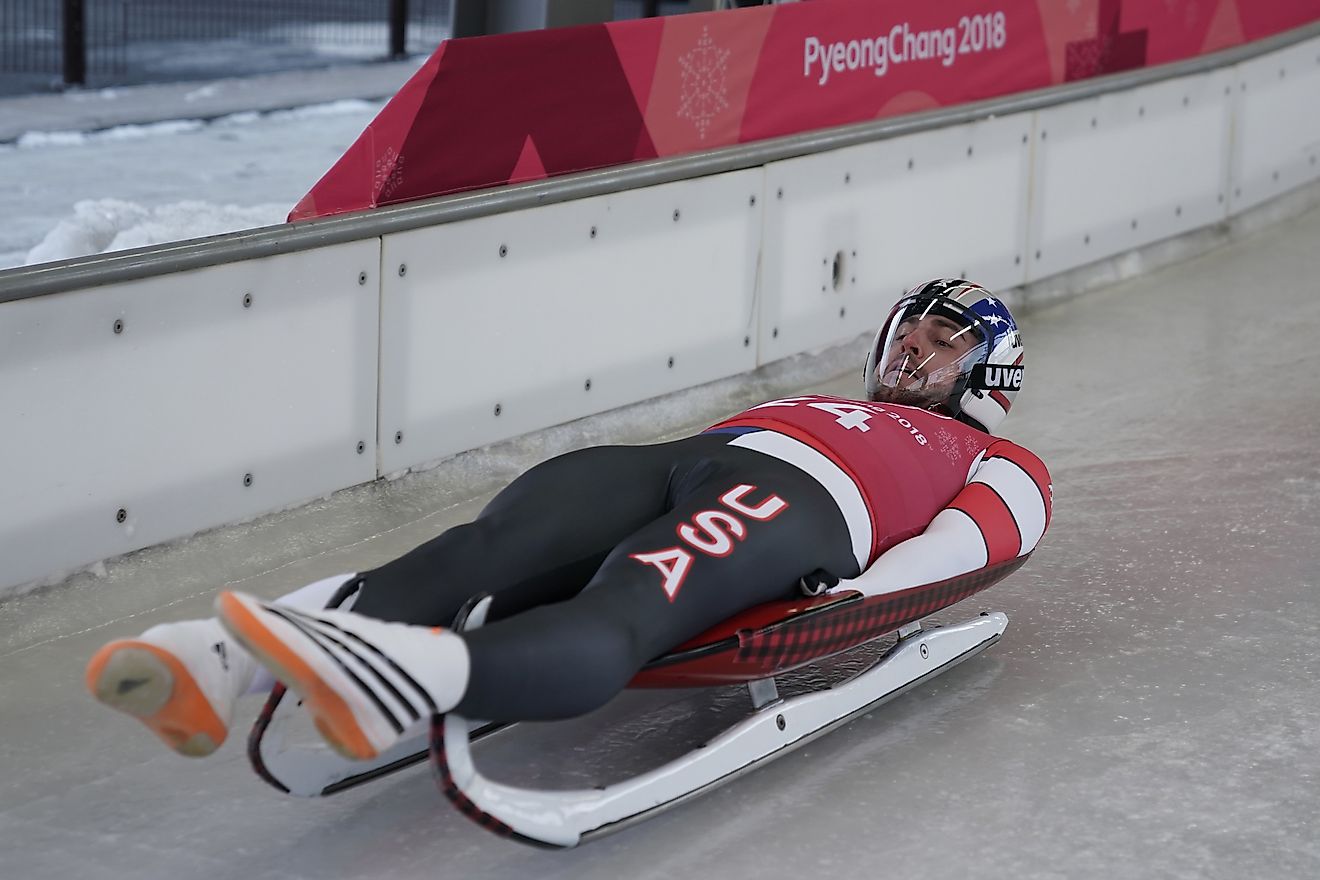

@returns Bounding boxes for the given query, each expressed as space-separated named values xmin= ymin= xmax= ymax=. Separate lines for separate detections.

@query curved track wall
xmin=1 ymin=29 xmax=1318 ymax=594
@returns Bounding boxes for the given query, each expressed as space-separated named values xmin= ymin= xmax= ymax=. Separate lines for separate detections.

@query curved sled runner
xmin=436 ymin=600 xmax=1007 ymax=848
xmin=249 ymin=558 xmax=1025 ymax=825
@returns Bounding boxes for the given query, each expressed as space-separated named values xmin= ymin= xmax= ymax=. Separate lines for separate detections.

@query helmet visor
xmin=865 ymin=296 xmax=990 ymax=408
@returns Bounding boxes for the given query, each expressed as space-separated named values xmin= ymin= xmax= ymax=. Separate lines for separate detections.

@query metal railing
xmin=0 ymin=0 xmax=451 ymax=94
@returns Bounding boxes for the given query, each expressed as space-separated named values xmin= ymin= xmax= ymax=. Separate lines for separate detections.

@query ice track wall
xmin=1 ymin=30 xmax=1318 ymax=595
xmin=0 ymin=244 xmax=382 ymax=591
xmin=377 ymin=170 xmax=762 ymax=469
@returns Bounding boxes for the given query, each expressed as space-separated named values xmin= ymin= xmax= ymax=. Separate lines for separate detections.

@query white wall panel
xmin=760 ymin=113 xmax=1033 ymax=364
xmin=0 ymin=242 xmax=381 ymax=591
xmin=6 ymin=35 xmax=1319 ymax=594
xmin=377 ymin=170 xmax=761 ymax=471
xmin=1231 ymin=36 xmax=1320 ymax=213
xmin=1028 ymin=70 xmax=1233 ymax=281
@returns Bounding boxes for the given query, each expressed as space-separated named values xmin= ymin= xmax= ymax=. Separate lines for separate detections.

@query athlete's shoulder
xmin=976 ymin=437 xmax=1052 ymax=522
xmin=982 ymin=437 xmax=1049 ymax=474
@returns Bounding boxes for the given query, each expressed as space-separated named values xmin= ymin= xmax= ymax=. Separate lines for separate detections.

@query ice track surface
xmin=4 ymin=208 xmax=1320 ymax=879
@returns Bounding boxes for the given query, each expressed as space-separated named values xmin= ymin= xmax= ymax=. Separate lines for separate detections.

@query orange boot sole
xmin=85 ymin=640 xmax=228 ymax=757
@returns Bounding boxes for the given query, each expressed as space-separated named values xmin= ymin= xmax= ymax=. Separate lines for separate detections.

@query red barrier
xmin=290 ymin=0 xmax=1320 ymax=221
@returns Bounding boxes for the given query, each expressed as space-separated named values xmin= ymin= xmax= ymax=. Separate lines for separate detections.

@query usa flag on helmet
xmin=937 ymin=280 xmax=1024 ymax=433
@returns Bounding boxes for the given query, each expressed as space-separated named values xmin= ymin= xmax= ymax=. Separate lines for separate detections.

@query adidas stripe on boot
xmin=215 ymin=591 xmax=470 ymax=761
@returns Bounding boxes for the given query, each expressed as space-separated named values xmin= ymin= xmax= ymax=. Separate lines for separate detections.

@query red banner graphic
xmin=290 ymin=0 xmax=1320 ymax=220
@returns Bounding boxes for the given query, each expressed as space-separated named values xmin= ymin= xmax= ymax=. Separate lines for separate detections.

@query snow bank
xmin=263 ymin=99 xmax=376 ymax=121
xmin=1 ymin=96 xmax=385 ymax=272
xmin=13 ymin=100 xmax=376 ymax=150
xmin=16 ymin=120 xmax=206 ymax=149
xmin=23 ymin=198 xmax=290 ymax=265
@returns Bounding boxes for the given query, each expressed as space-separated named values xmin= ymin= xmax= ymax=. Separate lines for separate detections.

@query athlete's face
xmin=883 ymin=314 xmax=980 ymax=392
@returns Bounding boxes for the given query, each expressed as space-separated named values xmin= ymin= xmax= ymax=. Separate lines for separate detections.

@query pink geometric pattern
xmin=290 ymin=0 xmax=1320 ymax=221
xmin=1065 ymin=0 xmax=1150 ymax=79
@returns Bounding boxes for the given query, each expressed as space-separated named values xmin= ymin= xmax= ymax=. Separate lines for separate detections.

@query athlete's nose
xmin=901 ymin=331 xmax=929 ymax=360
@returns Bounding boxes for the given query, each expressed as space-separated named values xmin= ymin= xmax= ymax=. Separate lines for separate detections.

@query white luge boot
xmin=85 ymin=618 xmax=260 ymax=757
xmin=215 ymin=591 xmax=470 ymax=761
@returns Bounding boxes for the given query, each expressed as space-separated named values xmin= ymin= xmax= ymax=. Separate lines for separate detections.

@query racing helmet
xmin=863 ymin=278 xmax=1024 ymax=433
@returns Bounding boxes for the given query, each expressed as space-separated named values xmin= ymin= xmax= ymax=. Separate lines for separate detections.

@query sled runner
xmin=249 ymin=558 xmax=1025 ymax=834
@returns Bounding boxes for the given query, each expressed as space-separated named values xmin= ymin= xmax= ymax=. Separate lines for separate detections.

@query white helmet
xmin=863 ymin=278 xmax=1024 ymax=433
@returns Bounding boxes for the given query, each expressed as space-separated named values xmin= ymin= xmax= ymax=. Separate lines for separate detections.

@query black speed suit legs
xmin=352 ymin=433 xmax=858 ymax=722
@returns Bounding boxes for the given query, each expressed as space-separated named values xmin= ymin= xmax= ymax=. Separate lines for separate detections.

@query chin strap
xmin=952 ymin=409 xmax=990 ymax=433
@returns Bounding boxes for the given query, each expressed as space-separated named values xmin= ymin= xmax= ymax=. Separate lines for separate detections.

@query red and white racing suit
xmin=352 ymin=394 xmax=1052 ymax=721
xmin=707 ymin=394 xmax=1052 ymax=598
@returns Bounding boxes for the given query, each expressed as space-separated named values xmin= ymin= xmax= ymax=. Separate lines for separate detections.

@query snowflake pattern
xmin=937 ymin=429 xmax=962 ymax=463
xmin=965 ymin=435 xmax=984 ymax=457
xmin=677 ymin=27 xmax=731 ymax=140
xmin=374 ymin=147 xmax=405 ymax=201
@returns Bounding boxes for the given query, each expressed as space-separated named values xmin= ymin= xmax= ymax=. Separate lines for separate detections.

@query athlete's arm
xmin=841 ymin=439 xmax=1052 ymax=598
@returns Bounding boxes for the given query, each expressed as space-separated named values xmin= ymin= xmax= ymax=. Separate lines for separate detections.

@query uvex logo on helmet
xmin=969 ymin=364 xmax=1024 ymax=391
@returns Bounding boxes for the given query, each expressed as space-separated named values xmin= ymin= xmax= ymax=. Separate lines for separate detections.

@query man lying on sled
xmin=87 ymin=278 xmax=1051 ymax=763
